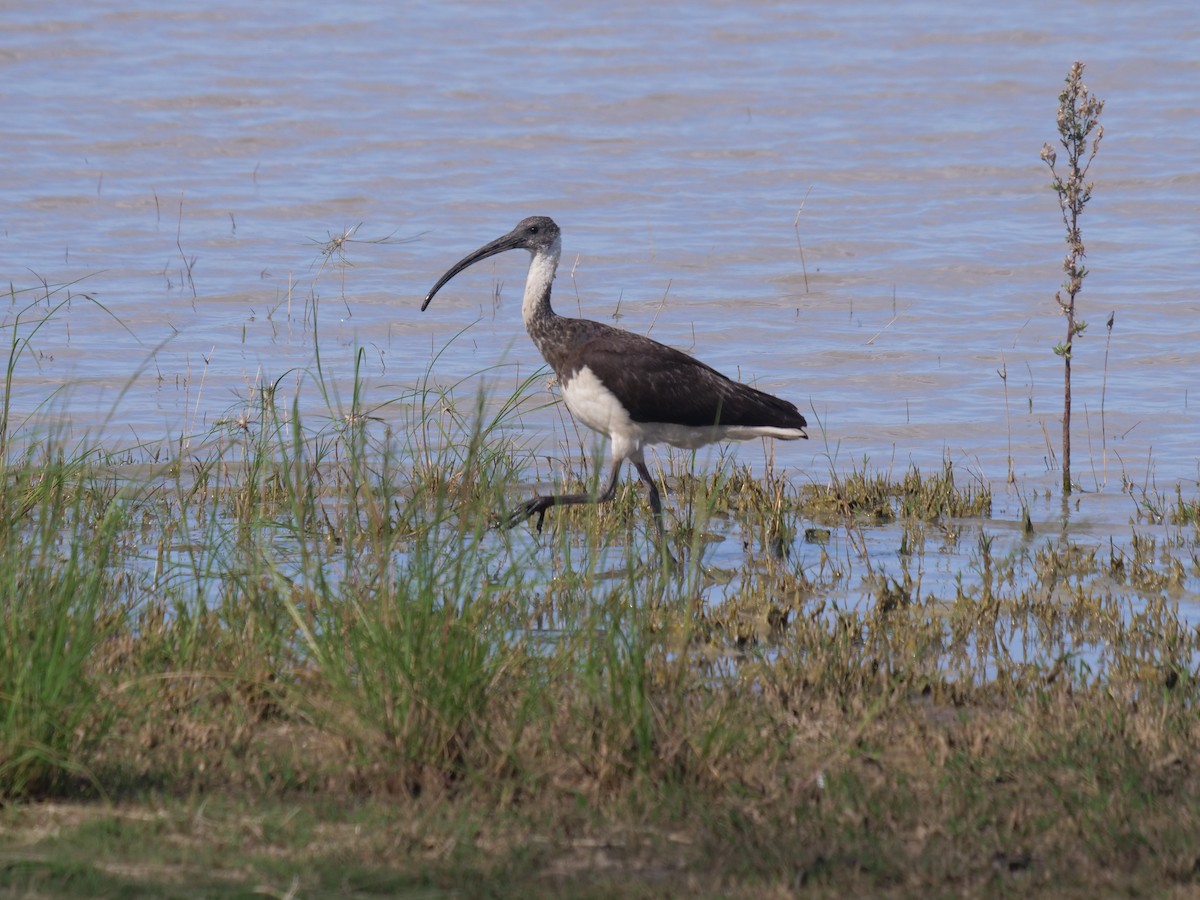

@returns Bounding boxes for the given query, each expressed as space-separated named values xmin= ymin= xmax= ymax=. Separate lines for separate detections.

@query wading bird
xmin=422 ymin=216 xmax=807 ymax=541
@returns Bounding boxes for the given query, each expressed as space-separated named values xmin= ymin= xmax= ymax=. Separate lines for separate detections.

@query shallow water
xmin=2 ymin=1 xmax=1198 ymax=616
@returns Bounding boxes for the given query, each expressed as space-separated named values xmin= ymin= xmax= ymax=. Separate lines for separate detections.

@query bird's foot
xmin=501 ymin=497 xmax=550 ymax=532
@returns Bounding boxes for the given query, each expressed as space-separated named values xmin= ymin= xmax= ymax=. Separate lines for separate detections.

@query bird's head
xmin=422 ymin=216 xmax=561 ymax=311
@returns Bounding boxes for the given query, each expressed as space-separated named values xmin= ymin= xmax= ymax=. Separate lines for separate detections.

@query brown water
xmin=2 ymin=1 xmax=1198 ymax=611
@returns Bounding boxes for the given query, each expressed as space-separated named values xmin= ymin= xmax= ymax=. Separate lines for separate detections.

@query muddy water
xmin=2 ymin=2 xmax=1198 ymax=610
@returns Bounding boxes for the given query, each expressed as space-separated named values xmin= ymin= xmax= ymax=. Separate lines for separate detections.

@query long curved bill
xmin=421 ymin=225 xmax=527 ymax=311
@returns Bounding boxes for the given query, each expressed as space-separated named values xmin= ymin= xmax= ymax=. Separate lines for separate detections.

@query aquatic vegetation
xmin=0 ymin=302 xmax=1197 ymax=894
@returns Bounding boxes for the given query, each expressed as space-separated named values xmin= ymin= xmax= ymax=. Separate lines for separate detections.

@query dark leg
xmin=504 ymin=459 xmax=623 ymax=532
xmin=632 ymin=459 xmax=664 ymax=540
xmin=633 ymin=459 xmax=676 ymax=568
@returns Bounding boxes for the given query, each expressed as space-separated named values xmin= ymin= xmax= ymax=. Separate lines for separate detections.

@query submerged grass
xmin=1 ymin=306 xmax=1199 ymax=895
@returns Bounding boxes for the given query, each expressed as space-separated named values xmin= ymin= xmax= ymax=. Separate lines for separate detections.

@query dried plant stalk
xmin=1041 ymin=61 xmax=1104 ymax=495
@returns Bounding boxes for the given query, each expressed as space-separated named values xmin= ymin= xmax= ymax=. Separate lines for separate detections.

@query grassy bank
xmin=1 ymin=315 xmax=1199 ymax=896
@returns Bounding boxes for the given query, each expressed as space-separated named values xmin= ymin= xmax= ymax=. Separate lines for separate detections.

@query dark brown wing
xmin=547 ymin=319 xmax=806 ymax=429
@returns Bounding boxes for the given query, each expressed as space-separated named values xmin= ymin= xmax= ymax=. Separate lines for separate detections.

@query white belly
xmin=561 ymin=365 xmax=638 ymax=439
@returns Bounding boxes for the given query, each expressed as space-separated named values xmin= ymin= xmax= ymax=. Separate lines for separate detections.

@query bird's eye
xmin=528 ymin=225 xmax=539 ymax=234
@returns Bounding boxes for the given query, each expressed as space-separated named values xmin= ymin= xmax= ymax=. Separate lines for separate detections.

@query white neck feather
xmin=522 ymin=236 xmax=561 ymax=326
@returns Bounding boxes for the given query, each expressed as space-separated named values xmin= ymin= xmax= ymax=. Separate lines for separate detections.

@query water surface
xmin=2 ymin=0 xmax=1197 ymax=610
